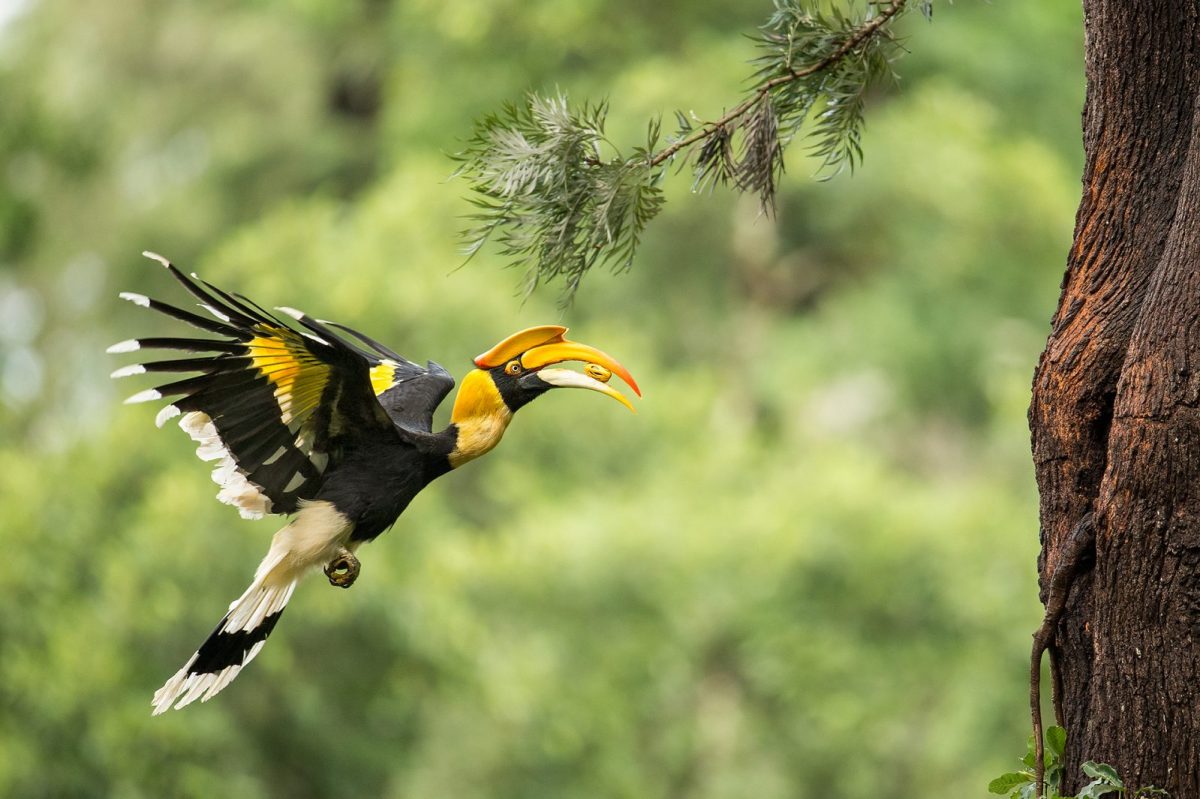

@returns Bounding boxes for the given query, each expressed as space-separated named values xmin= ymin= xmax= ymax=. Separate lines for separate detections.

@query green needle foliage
xmin=456 ymin=0 xmax=916 ymax=302
xmin=455 ymin=96 xmax=665 ymax=300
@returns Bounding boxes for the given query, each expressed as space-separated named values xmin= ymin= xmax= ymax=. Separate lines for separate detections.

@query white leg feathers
xmin=151 ymin=501 xmax=354 ymax=715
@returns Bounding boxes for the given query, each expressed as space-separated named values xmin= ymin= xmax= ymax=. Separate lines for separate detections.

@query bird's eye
xmin=504 ymin=360 xmax=523 ymax=375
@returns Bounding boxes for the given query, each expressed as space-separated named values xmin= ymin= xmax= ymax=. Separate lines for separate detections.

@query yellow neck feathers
xmin=448 ymin=369 xmax=513 ymax=468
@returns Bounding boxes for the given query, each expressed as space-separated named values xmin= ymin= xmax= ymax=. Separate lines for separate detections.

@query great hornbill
xmin=110 ymin=252 xmax=640 ymax=715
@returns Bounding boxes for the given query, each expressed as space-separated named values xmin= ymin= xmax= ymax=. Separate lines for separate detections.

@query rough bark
xmin=1029 ymin=1 xmax=1200 ymax=793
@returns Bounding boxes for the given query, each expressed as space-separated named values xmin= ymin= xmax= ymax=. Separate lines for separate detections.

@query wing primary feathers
xmin=110 ymin=363 xmax=146 ymax=378
xmin=112 ymin=356 xmax=247 ymax=376
xmin=199 ymin=278 xmax=277 ymax=327
xmin=232 ymin=292 xmax=287 ymax=327
xmin=275 ymin=307 xmax=353 ymax=350
xmin=325 ymin=321 xmax=410 ymax=364
xmin=150 ymin=368 xmax=265 ymax=400
xmin=174 ymin=383 xmax=284 ymax=421
xmin=303 ymin=317 xmax=413 ymax=371
xmin=161 ymin=262 xmax=260 ymax=329
xmin=106 ymin=338 xmax=142 ymax=354
xmin=125 ymin=388 xmax=162 ymax=404
xmin=117 ymin=254 xmax=433 ymax=517
xmin=111 ymin=336 xmax=246 ymax=354
xmin=120 ymin=292 xmax=246 ymax=338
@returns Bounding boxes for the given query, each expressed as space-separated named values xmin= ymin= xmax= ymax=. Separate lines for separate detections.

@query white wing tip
xmin=155 ymin=404 xmax=181 ymax=428
xmin=200 ymin=303 xmax=231 ymax=322
xmin=119 ymin=292 xmax=151 ymax=307
xmin=106 ymin=339 xmax=141 ymax=354
xmin=275 ymin=306 xmax=304 ymax=320
xmin=124 ymin=388 xmax=162 ymax=404
xmin=142 ymin=251 xmax=171 ymax=267
xmin=110 ymin=364 xmax=146 ymax=379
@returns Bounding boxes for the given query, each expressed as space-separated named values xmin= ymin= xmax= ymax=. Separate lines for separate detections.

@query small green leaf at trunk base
xmin=1082 ymin=762 xmax=1124 ymax=788
xmin=1077 ymin=780 xmax=1121 ymax=799
xmin=1046 ymin=726 xmax=1067 ymax=759
xmin=1022 ymin=734 xmax=1038 ymax=768
xmin=989 ymin=772 xmax=1032 ymax=794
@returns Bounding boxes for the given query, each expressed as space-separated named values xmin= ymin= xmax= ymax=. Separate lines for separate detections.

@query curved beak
xmin=519 ymin=338 xmax=640 ymax=412
xmin=530 ymin=368 xmax=636 ymax=413
xmin=519 ymin=340 xmax=641 ymax=397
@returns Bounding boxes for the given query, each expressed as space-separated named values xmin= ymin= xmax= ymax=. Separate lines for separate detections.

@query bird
xmin=110 ymin=252 xmax=640 ymax=715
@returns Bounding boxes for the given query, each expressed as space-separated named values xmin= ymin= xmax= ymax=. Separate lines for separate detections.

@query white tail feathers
xmin=150 ymin=501 xmax=354 ymax=715
xmin=150 ymin=572 xmax=297 ymax=715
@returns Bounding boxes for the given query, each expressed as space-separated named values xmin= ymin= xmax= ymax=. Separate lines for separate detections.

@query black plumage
xmin=111 ymin=252 xmax=639 ymax=713
xmin=114 ymin=257 xmax=454 ymax=519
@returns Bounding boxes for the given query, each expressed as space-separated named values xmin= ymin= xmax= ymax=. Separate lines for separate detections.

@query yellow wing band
xmin=369 ymin=361 xmax=397 ymax=395
xmin=247 ymin=329 xmax=332 ymax=424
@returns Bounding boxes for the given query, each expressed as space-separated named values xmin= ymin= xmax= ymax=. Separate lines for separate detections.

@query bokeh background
xmin=0 ymin=1 xmax=1083 ymax=796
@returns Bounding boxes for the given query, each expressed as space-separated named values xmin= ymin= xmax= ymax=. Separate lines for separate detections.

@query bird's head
xmin=447 ymin=326 xmax=639 ymax=467
xmin=472 ymin=325 xmax=640 ymax=413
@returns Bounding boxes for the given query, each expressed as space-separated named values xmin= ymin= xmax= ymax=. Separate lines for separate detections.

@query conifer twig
xmin=455 ymin=0 xmax=920 ymax=302
xmin=649 ymin=0 xmax=907 ymax=168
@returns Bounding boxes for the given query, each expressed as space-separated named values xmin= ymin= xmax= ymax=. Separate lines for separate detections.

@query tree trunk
xmin=1029 ymin=1 xmax=1200 ymax=793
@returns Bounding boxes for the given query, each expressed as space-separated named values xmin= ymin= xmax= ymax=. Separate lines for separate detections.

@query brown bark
xmin=1029 ymin=1 xmax=1200 ymax=793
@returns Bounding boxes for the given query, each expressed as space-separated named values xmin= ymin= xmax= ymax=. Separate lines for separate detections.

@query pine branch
xmin=455 ymin=0 xmax=917 ymax=303
xmin=649 ymin=0 xmax=906 ymax=169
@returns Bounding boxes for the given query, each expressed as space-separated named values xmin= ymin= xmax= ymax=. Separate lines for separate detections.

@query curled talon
xmin=324 ymin=549 xmax=360 ymax=588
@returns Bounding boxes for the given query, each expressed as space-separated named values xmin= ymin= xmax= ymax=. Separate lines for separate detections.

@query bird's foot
xmin=324 ymin=548 xmax=360 ymax=589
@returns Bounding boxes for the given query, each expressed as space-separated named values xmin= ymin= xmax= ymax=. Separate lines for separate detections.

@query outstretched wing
xmin=109 ymin=252 xmax=447 ymax=519
xmin=328 ymin=320 xmax=455 ymax=433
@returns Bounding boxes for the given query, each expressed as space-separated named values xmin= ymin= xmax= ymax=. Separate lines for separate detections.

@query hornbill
xmin=110 ymin=252 xmax=640 ymax=715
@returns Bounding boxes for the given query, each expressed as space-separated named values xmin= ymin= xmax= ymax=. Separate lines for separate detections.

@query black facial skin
xmin=490 ymin=364 xmax=553 ymax=412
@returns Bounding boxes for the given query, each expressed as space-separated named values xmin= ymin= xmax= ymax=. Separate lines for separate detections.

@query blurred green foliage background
xmin=0 ymin=1 xmax=1083 ymax=796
